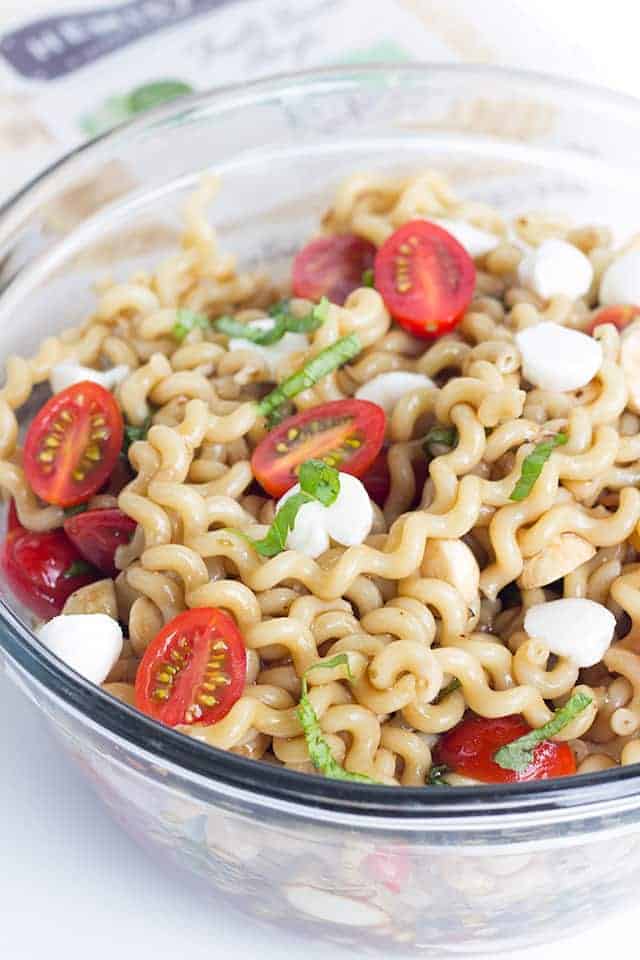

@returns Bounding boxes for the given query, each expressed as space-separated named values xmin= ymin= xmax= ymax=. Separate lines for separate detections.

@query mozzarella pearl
xmin=38 ymin=613 xmax=123 ymax=685
xmin=524 ymin=598 xmax=615 ymax=668
xmin=49 ymin=362 xmax=130 ymax=394
xmin=278 ymin=473 xmax=373 ymax=559
xmin=429 ymin=218 xmax=500 ymax=258
xmin=599 ymin=250 xmax=640 ymax=307
xmin=517 ymin=239 xmax=593 ymax=300
xmin=515 ymin=322 xmax=602 ymax=392
xmin=355 ymin=371 xmax=434 ymax=416
xmin=229 ymin=317 xmax=308 ymax=378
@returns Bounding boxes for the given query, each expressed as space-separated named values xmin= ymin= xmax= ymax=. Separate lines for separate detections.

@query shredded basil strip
xmin=249 ymin=459 xmax=340 ymax=558
xmin=509 ymin=433 xmax=568 ymax=502
xmin=123 ymin=415 xmax=152 ymax=453
xmin=172 ymin=309 xmax=210 ymax=341
xmin=297 ymin=655 xmax=376 ymax=782
xmin=493 ymin=692 xmax=593 ymax=773
xmin=423 ymin=426 xmax=458 ymax=456
xmin=63 ymin=503 xmax=88 ymax=518
xmin=361 ymin=267 xmax=374 ymax=287
xmin=63 ymin=559 xmax=94 ymax=579
xmin=435 ymin=678 xmax=462 ymax=703
xmin=215 ymin=297 xmax=329 ymax=346
xmin=427 ymin=764 xmax=451 ymax=786
xmin=257 ymin=334 xmax=361 ymax=422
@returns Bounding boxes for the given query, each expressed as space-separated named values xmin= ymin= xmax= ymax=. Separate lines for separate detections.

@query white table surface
xmin=2 ymin=1 xmax=640 ymax=957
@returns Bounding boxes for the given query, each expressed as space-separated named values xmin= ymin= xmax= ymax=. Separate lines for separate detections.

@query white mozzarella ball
xmin=229 ymin=317 xmax=308 ymax=378
xmin=49 ymin=362 xmax=130 ymax=394
xmin=515 ymin=322 xmax=602 ymax=392
xmin=517 ymin=239 xmax=593 ymax=300
xmin=599 ymin=250 xmax=640 ymax=307
xmin=429 ymin=218 xmax=500 ymax=257
xmin=278 ymin=473 xmax=373 ymax=558
xmin=38 ymin=613 xmax=123 ymax=685
xmin=355 ymin=371 xmax=434 ymax=416
xmin=524 ymin=598 xmax=615 ymax=668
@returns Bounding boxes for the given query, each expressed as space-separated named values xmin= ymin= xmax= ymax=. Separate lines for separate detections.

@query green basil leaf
xmin=257 ymin=334 xmax=361 ymax=423
xmin=215 ymin=297 xmax=329 ymax=347
xmin=298 ymin=458 xmax=340 ymax=506
xmin=423 ymin=426 xmax=458 ymax=456
xmin=128 ymin=80 xmax=193 ymax=113
xmin=435 ymin=678 xmax=462 ymax=703
xmin=509 ymin=433 xmax=568 ymax=501
xmin=63 ymin=559 xmax=94 ymax=580
xmin=63 ymin=503 xmax=89 ymax=518
xmin=361 ymin=268 xmax=375 ymax=287
xmin=297 ymin=655 xmax=375 ymax=783
xmin=172 ymin=309 xmax=210 ymax=342
xmin=427 ymin=764 xmax=451 ymax=786
xmin=122 ymin=415 xmax=152 ymax=453
xmin=493 ymin=692 xmax=592 ymax=773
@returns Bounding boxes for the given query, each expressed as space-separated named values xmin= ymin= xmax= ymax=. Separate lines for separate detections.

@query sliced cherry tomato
xmin=434 ymin=714 xmax=576 ymax=783
xmin=361 ymin=445 xmax=428 ymax=508
xmin=64 ymin=508 xmax=137 ymax=578
xmin=1 ymin=517 xmax=98 ymax=619
xmin=587 ymin=304 xmax=640 ymax=335
xmin=374 ymin=220 xmax=476 ymax=339
xmin=135 ymin=608 xmax=246 ymax=727
xmin=251 ymin=398 xmax=385 ymax=498
xmin=6 ymin=500 xmax=21 ymax=533
xmin=292 ymin=234 xmax=376 ymax=305
xmin=23 ymin=381 xmax=124 ymax=507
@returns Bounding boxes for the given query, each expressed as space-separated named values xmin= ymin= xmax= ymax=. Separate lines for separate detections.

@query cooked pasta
xmin=3 ymin=170 xmax=640 ymax=787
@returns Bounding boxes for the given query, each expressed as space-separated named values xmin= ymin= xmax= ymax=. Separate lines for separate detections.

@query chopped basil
xmin=427 ymin=764 xmax=451 ymax=786
xmin=435 ymin=677 xmax=462 ymax=703
xmin=423 ymin=425 xmax=458 ymax=456
xmin=122 ymin=415 xmax=152 ymax=453
xmin=249 ymin=459 xmax=340 ymax=558
xmin=509 ymin=433 xmax=568 ymax=501
xmin=214 ymin=297 xmax=329 ymax=346
xmin=257 ymin=334 xmax=361 ymax=424
xmin=128 ymin=80 xmax=193 ymax=113
xmin=64 ymin=503 xmax=88 ymax=518
xmin=493 ymin=692 xmax=592 ymax=773
xmin=172 ymin=309 xmax=210 ymax=341
xmin=361 ymin=267 xmax=375 ymax=287
xmin=63 ymin=559 xmax=94 ymax=579
xmin=297 ymin=654 xmax=376 ymax=782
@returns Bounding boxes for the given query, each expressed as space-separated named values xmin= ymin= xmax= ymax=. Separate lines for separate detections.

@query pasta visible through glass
xmin=3 ymin=170 xmax=640 ymax=787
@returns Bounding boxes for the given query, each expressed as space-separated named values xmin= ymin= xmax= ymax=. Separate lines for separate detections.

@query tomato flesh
xmin=374 ymin=220 xmax=476 ymax=339
xmin=64 ymin=508 xmax=137 ymax=578
xmin=1 ymin=509 xmax=98 ymax=618
xmin=135 ymin=608 xmax=246 ymax=727
xmin=292 ymin=234 xmax=376 ymax=305
xmin=251 ymin=398 xmax=386 ymax=498
xmin=434 ymin=714 xmax=576 ymax=783
xmin=24 ymin=381 xmax=124 ymax=507
xmin=587 ymin=304 xmax=640 ymax=334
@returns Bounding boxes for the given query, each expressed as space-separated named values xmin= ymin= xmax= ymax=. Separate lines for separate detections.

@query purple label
xmin=0 ymin=0 xmax=237 ymax=81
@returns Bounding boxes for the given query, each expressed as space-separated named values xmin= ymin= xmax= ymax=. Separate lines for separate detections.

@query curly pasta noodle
xmin=5 ymin=168 xmax=640 ymax=785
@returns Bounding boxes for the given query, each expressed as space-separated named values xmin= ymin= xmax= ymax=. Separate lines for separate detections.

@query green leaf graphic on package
xmin=81 ymin=80 xmax=193 ymax=137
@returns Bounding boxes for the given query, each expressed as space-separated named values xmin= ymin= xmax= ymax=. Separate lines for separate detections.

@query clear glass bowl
xmin=2 ymin=65 xmax=640 ymax=955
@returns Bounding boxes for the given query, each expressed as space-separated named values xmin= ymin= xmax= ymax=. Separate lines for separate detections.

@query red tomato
xmin=251 ymin=398 xmax=385 ymax=498
xmin=361 ymin=445 xmax=428 ymax=508
xmin=1 ymin=520 xmax=98 ymax=619
xmin=587 ymin=304 xmax=640 ymax=334
xmin=135 ymin=608 xmax=246 ymax=727
xmin=23 ymin=381 xmax=124 ymax=507
xmin=292 ymin=234 xmax=376 ymax=305
xmin=374 ymin=220 xmax=476 ymax=339
xmin=64 ymin=508 xmax=137 ymax=578
xmin=434 ymin=715 xmax=576 ymax=783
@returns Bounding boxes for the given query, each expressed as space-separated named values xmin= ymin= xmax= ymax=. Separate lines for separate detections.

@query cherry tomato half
xmin=64 ymin=508 xmax=137 ymax=578
xmin=361 ymin=445 xmax=428 ymax=508
xmin=135 ymin=608 xmax=247 ymax=727
xmin=251 ymin=398 xmax=386 ymax=498
xmin=292 ymin=234 xmax=376 ymax=305
xmin=24 ymin=381 xmax=124 ymax=507
xmin=374 ymin=220 xmax=476 ymax=339
xmin=587 ymin=304 xmax=640 ymax=335
xmin=1 ymin=513 xmax=98 ymax=619
xmin=434 ymin=714 xmax=576 ymax=783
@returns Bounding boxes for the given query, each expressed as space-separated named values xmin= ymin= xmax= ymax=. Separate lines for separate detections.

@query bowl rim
xmin=2 ymin=61 xmax=640 ymax=823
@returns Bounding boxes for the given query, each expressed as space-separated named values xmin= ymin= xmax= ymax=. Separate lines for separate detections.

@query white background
xmin=1 ymin=1 xmax=640 ymax=957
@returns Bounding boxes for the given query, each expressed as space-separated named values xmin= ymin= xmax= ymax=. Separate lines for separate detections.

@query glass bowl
xmin=2 ymin=64 xmax=640 ymax=956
